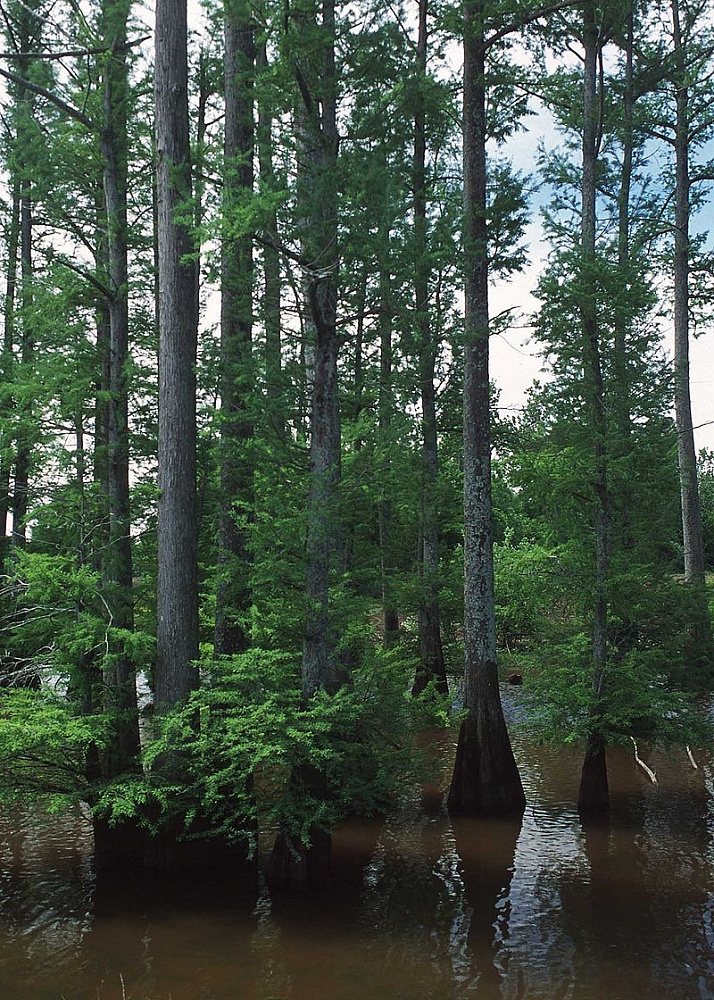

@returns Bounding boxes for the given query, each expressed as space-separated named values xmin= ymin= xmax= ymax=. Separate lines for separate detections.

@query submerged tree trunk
xmin=215 ymin=5 xmax=255 ymax=658
xmin=447 ymin=0 xmax=524 ymax=818
xmin=413 ymin=0 xmax=447 ymax=698
xmin=155 ymin=0 xmax=199 ymax=707
xmin=578 ymin=2 xmax=610 ymax=823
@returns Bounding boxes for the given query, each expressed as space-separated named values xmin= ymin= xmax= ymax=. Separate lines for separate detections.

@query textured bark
xmin=447 ymin=0 xmax=524 ymax=818
xmin=413 ymin=0 xmax=447 ymax=698
xmin=611 ymin=3 xmax=636 ymax=567
xmin=268 ymin=0 xmax=340 ymax=888
xmin=377 ymin=260 xmax=400 ymax=647
xmin=256 ymin=41 xmax=283 ymax=437
xmin=578 ymin=732 xmax=610 ymax=824
xmin=0 ymin=174 xmax=20 ymax=567
xmin=614 ymin=2 xmax=634 ymax=443
xmin=99 ymin=0 xmax=140 ymax=772
xmin=75 ymin=412 xmax=86 ymax=562
xmin=303 ymin=310 xmax=340 ymax=697
xmin=155 ymin=0 xmax=199 ymax=708
xmin=299 ymin=0 xmax=340 ymax=701
xmin=215 ymin=5 xmax=255 ymax=658
xmin=671 ymin=0 xmax=707 ymax=589
xmin=12 ymin=40 xmax=35 ymax=551
xmin=8 ymin=2 xmax=44 ymax=551
xmin=577 ymin=3 xmax=610 ymax=819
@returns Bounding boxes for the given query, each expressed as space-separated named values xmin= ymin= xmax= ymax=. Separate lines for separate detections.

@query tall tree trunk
xmin=268 ymin=0 xmax=340 ymax=888
xmin=75 ymin=409 xmax=86 ymax=564
xmin=215 ymin=3 xmax=255 ymax=658
xmin=447 ymin=0 xmax=524 ymax=818
xmin=413 ymin=0 xmax=448 ymax=698
xmin=12 ymin=66 xmax=35 ymax=551
xmin=9 ymin=2 xmax=44 ymax=552
xmin=611 ymin=1 xmax=635 ymax=567
xmin=377 ymin=253 xmax=400 ymax=647
xmin=154 ymin=0 xmax=199 ymax=708
xmin=614 ymin=1 xmax=634 ymax=444
xmin=672 ymin=0 xmax=707 ymax=589
xmin=99 ymin=0 xmax=140 ymax=774
xmin=0 ymin=175 xmax=20 ymax=569
xmin=93 ymin=258 xmax=111 ymax=565
xmin=256 ymin=41 xmax=284 ymax=438
xmin=578 ymin=1 xmax=610 ymax=822
xmin=300 ymin=0 xmax=340 ymax=700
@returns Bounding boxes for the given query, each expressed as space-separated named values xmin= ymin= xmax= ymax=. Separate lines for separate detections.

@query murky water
xmin=2 ymin=703 xmax=714 ymax=1000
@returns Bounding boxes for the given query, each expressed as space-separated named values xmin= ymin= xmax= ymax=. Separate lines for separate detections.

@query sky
xmin=488 ymin=122 xmax=714 ymax=456
xmin=188 ymin=0 xmax=714 ymax=454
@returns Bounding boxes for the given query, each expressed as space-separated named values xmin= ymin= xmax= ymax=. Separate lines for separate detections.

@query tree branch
xmin=0 ymin=65 xmax=95 ymax=131
xmin=0 ymin=34 xmax=150 ymax=60
xmin=486 ymin=0 xmax=585 ymax=50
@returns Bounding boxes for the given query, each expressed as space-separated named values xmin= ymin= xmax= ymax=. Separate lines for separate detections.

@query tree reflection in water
xmin=2 ymin=726 xmax=714 ymax=999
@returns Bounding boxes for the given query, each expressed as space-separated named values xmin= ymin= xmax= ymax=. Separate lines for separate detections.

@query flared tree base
xmin=93 ymin=816 xmax=147 ymax=873
xmin=447 ymin=716 xmax=525 ymax=818
xmin=578 ymin=732 xmax=610 ymax=824
xmin=266 ymin=826 xmax=332 ymax=890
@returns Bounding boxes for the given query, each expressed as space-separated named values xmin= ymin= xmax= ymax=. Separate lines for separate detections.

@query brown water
xmin=1 ymin=711 xmax=714 ymax=1000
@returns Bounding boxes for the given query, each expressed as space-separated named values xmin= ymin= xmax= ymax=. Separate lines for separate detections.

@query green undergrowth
xmin=0 ymin=643 xmax=445 ymax=853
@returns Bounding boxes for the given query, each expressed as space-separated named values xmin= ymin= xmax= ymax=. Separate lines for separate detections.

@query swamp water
xmin=1 ymin=704 xmax=714 ymax=1000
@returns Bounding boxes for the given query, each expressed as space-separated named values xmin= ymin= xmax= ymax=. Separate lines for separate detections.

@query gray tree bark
xmin=672 ymin=0 xmax=707 ymax=588
xmin=0 ymin=175 xmax=20 ymax=569
xmin=154 ymin=0 xmax=199 ymax=708
xmin=577 ymin=1 xmax=610 ymax=822
xmin=215 ymin=3 xmax=255 ymax=658
xmin=256 ymin=41 xmax=284 ymax=438
xmin=447 ymin=0 xmax=525 ymax=818
xmin=267 ymin=0 xmax=341 ymax=889
xmin=413 ymin=0 xmax=448 ymax=698
xmin=299 ymin=0 xmax=340 ymax=700
xmin=377 ymin=254 xmax=400 ymax=647
xmin=99 ymin=0 xmax=140 ymax=772
xmin=12 ymin=17 xmax=37 ymax=551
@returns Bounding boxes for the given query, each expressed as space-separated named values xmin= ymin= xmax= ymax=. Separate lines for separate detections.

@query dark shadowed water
xmin=1 ymin=699 xmax=714 ymax=1000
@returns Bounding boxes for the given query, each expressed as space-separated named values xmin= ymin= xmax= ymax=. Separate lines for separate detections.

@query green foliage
xmin=0 ymin=688 xmax=107 ymax=806
xmin=498 ymin=550 xmax=713 ymax=747
xmin=494 ymin=539 xmax=575 ymax=651
xmin=699 ymin=450 xmax=714 ymax=569
xmin=524 ymin=634 xmax=710 ymax=750
xmin=92 ymin=644 xmax=431 ymax=850
xmin=0 ymin=549 xmax=155 ymax=712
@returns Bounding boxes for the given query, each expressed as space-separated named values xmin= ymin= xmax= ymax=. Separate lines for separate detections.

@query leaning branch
xmin=486 ymin=0 xmax=585 ymax=50
xmin=630 ymin=737 xmax=657 ymax=784
xmin=53 ymin=255 xmax=113 ymax=299
xmin=0 ymin=65 xmax=95 ymax=131
xmin=0 ymin=35 xmax=150 ymax=60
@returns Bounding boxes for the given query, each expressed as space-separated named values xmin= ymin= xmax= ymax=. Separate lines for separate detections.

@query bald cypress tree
xmin=447 ymin=0 xmax=525 ymax=818
xmin=154 ymin=0 xmax=199 ymax=709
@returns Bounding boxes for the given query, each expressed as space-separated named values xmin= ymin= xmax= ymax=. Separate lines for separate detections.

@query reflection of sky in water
xmin=2 ymin=720 xmax=714 ymax=1000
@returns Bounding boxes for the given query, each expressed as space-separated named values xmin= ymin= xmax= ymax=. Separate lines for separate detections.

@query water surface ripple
xmin=1 ymin=698 xmax=713 ymax=999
